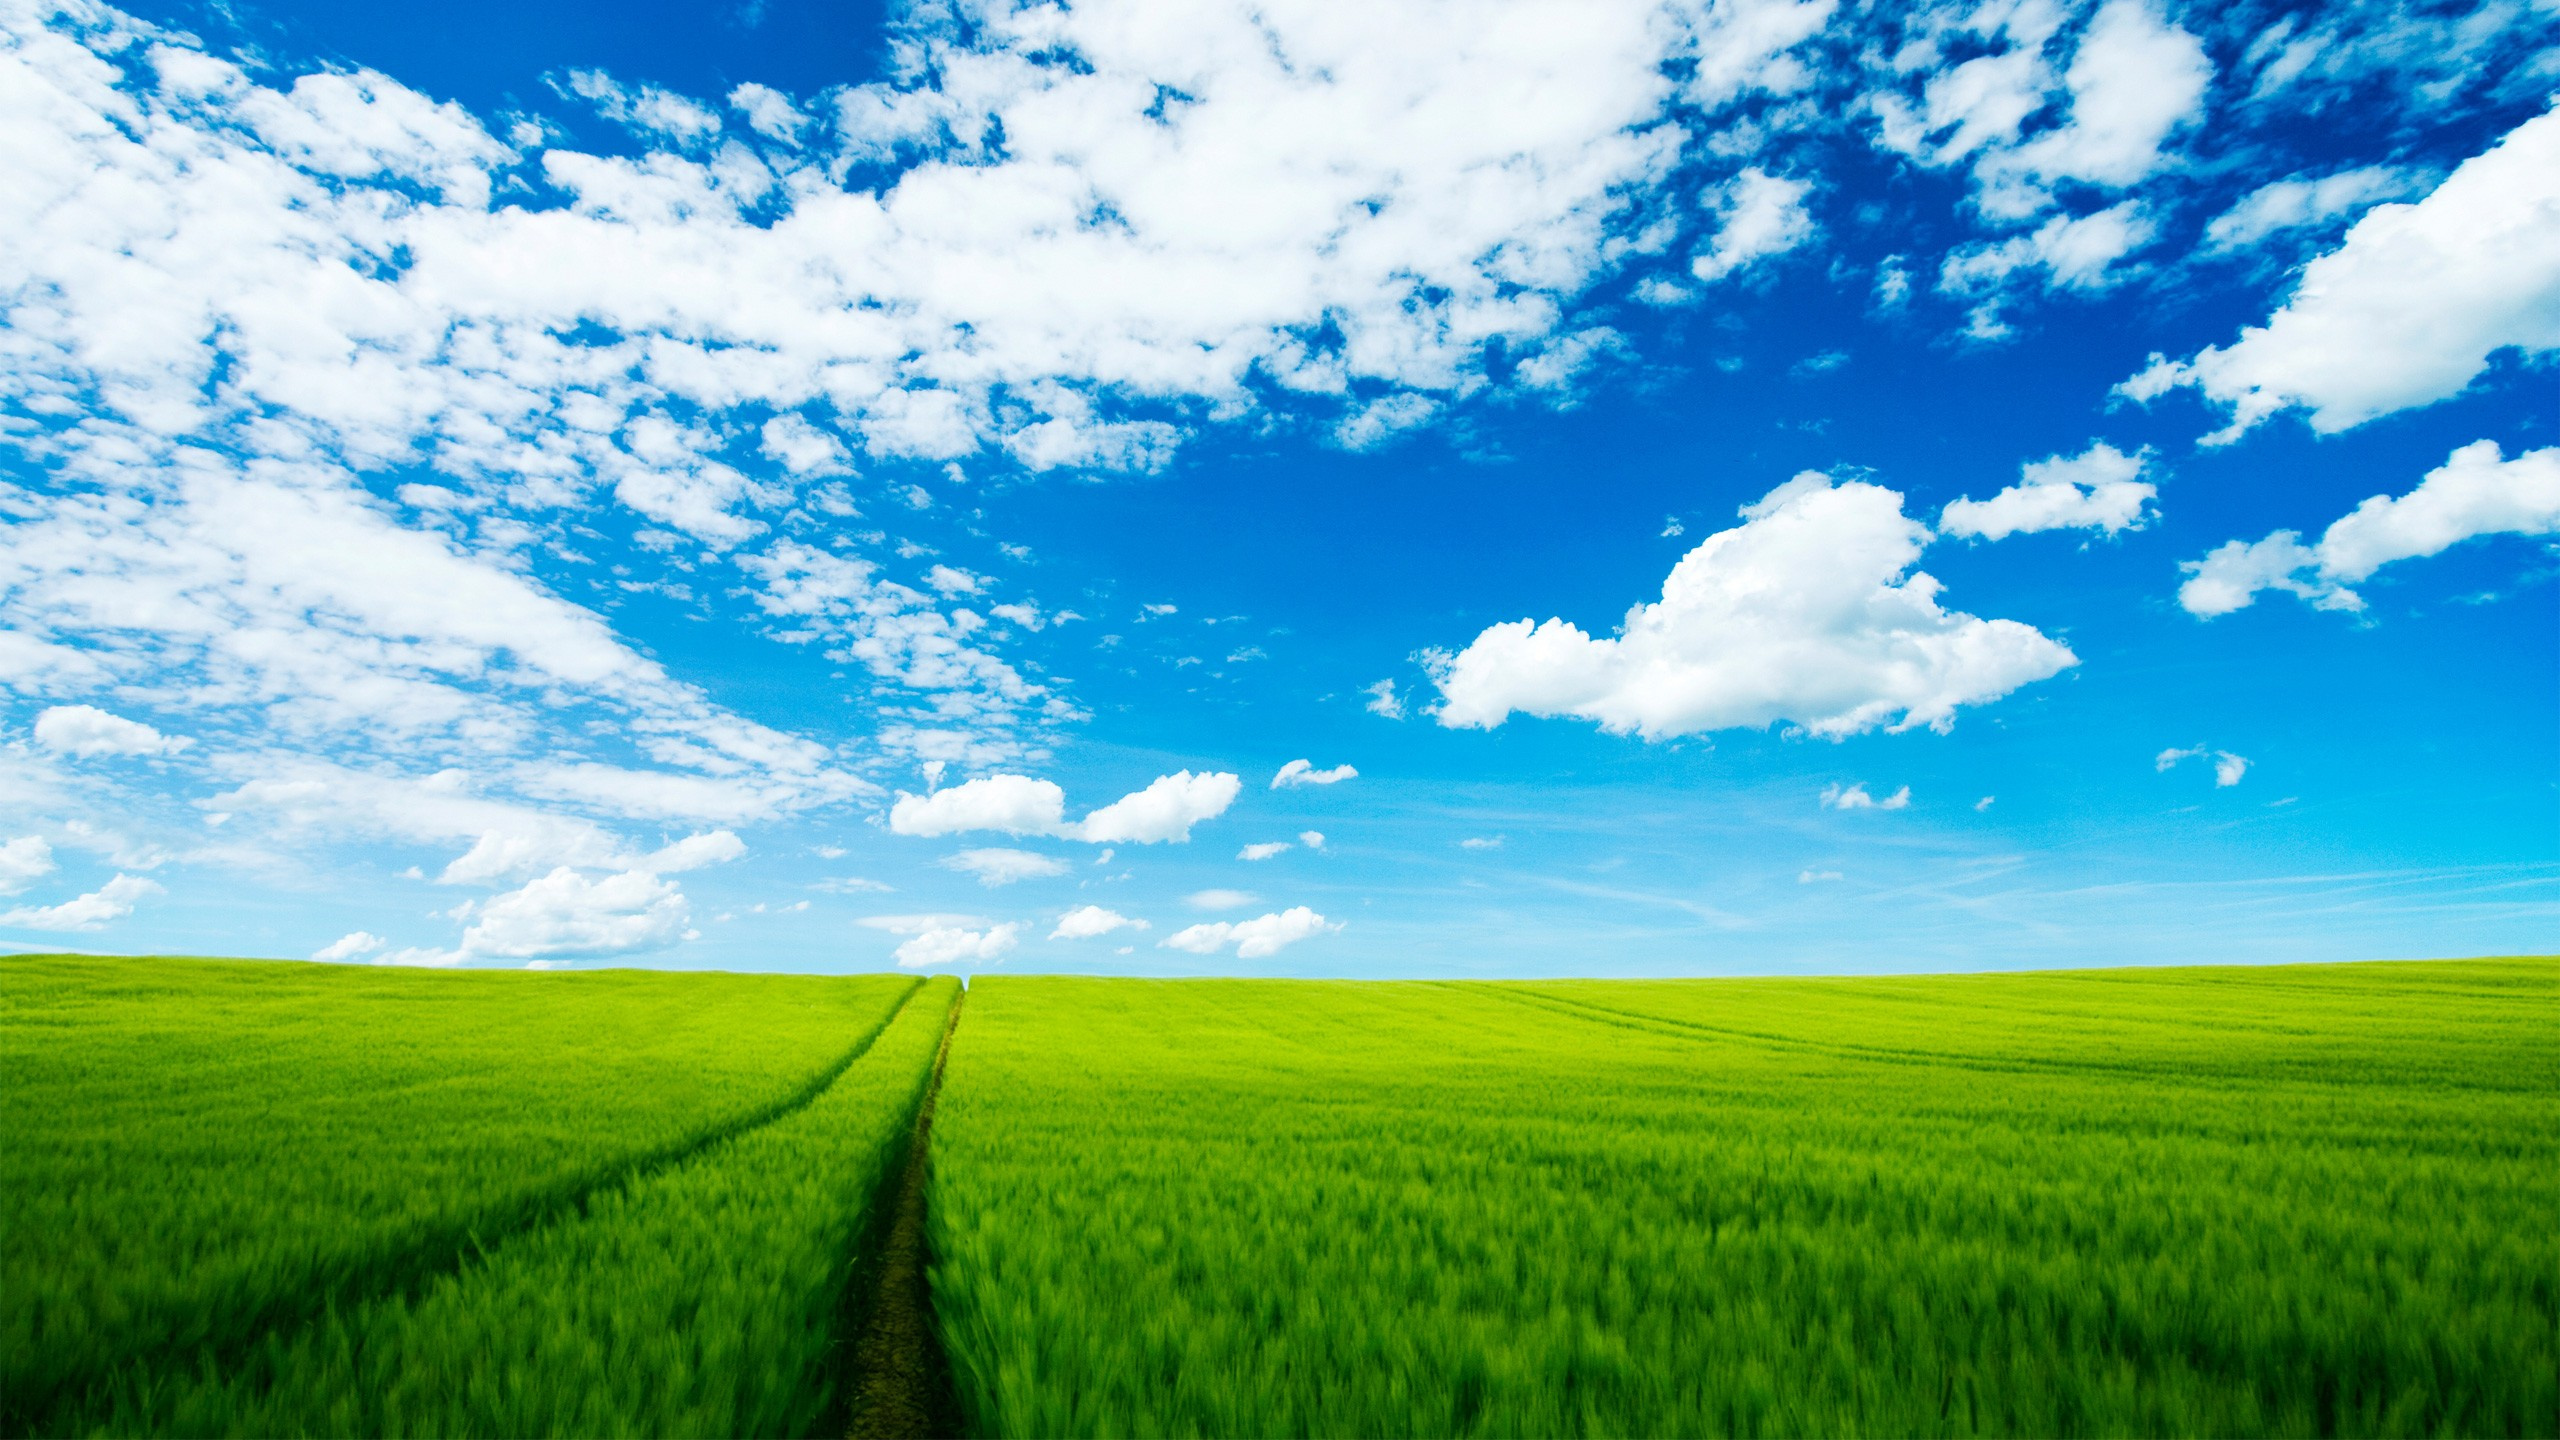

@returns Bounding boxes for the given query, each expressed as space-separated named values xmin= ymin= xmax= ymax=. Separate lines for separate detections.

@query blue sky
xmin=0 ymin=0 xmax=2552 ymax=975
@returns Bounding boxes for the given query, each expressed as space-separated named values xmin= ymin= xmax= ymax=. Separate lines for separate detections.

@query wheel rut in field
xmin=842 ymin=986 xmax=967 ymax=1440
xmin=28 ymin=978 xmax=929 ymax=1437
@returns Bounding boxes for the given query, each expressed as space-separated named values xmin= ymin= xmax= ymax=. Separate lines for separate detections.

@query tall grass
xmin=0 ymin=955 xmax=913 ymax=1430
xmin=76 ymin=975 xmax=960 ymax=1438
xmin=929 ymin=960 xmax=2560 ymax=1437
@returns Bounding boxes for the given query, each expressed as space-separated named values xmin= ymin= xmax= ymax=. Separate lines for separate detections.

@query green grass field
xmin=930 ymin=962 xmax=2560 ymax=1437
xmin=4 ymin=952 xmax=2555 ymax=1437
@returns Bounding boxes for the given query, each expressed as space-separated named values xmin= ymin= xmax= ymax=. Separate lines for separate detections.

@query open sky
xmin=0 ymin=0 xmax=2553 ymax=976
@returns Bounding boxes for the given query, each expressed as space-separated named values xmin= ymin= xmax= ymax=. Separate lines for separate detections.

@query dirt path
xmin=843 ymin=988 xmax=968 ymax=1440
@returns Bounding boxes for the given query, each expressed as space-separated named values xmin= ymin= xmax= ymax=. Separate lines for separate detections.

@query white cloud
xmin=640 ymin=830 xmax=748 ymax=873
xmin=2125 ymin=107 xmax=2560 ymax=439
xmin=1050 ymin=904 xmax=1146 ymax=940
xmin=1074 ymin=771 xmax=1242 ymax=845
xmin=1297 ymin=830 xmax=1325 ymax=850
xmin=1187 ymin=888 xmax=1260 ymax=911
xmin=889 ymin=775 xmax=1068 ymax=837
xmin=888 ymin=769 xmax=1237 ymax=844
xmin=1162 ymin=905 xmax=1339 ymax=959
xmin=1363 ymin=680 xmax=1407 ymax=719
xmin=313 ymin=931 xmax=384 ymax=961
xmin=1939 ymin=202 xmax=2156 ymax=329
xmin=1 ymin=873 xmax=160 ymax=932
xmin=2159 ymin=746 xmax=2248 ymax=787
xmin=32 ymin=705 xmax=190 ymax=758
xmin=1821 ymin=782 xmax=1910 ymax=810
xmin=2181 ymin=442 xmax=2560 ymax=616
xmin=0 ymin=836 xmax=56 ymax=895
xmin=1940 ymin=442 xmax=2157 ymax=540
xmin=891 ymin=922 xmax=1020 ymax=968
xmin=1428 ymin=473 xmax=2076 ymax=740
xmin=1798 ymin=868 xmax=1843 ymax=883
xmin=939 ymin=847 xmax=1072 ymax=886
xmin=2202 ymin=166 xmax=2432 ymax=252
xmin=1238 ymin=842 xmax=1291 ymax=861
xmin=1459 ymin=835 xmax=1504 ymax=849
xmin=859 ymin=912 xmax=984 ymax=936
xmin=460 ymin=866 xmax=691 ymax=959
xmin=1983 ymin=0 xmax=2211 ymax=205
xmin=1271 ymin=758 xmax=1358 ymax=789
xmin=1974 ymin=795 xmax=1995 ymax=812
xmin=1690 ymin=168 xmax=1814 ymax=283
xmin=924 ymin=566 xmax=982 ymax=597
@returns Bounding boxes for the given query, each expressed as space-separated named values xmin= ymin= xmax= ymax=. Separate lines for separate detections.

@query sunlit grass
xmin=929 ymin=960 xmax=2560 ymax=1437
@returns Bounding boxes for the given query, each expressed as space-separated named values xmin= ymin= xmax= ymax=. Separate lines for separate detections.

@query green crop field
xmin=0 ymin=955 xmax=953 ymax=1436
xmin=930 ymin=961 xmax=2560 ymax=1438
xmin=5 ymin=952 xmax=2556 ymax=1438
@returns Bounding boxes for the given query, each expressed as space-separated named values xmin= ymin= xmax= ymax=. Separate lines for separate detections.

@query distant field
xmin=932 ymin=961 xmax=2560 ymax=1437
xmin=6 ymin=954 xmax=2555 ymax=1438
xmin=0 ymin=955 xmax=950 ymax=1436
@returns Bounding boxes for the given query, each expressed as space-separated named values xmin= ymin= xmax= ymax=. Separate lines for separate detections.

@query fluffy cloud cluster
xmin=1162 ymin=906 xmax=1339 ymax=959
xmin=888 ymin=769 xmax=1240 ymax=843
xmin=862 ymin=913 xmax=1021 ymax=967
xmin=1941 ymin=442 xmax=2157 ymax=540
xmin=2181 ymin=441 xmax=2560 ymax=616
xmin=1428 ymin=473 xmax=2076 ymax=740
xmin=0 ymin=872 xmax=160 ymax=931
xmin=1049 ymin=904 xmax=1145 ymax=940
xmin=1821 ymin=782 xmax=1910 ymax=810
xmin=2125 ymin=106 xmax=2560 ymax=439
xmin=31 ymin=705 xmax=190 ymax=758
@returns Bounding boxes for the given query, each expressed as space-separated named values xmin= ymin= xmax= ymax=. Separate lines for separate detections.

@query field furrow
xmin=72 ymin=975 xmax=960 ymax=1438
xmin=0 ymin=957 xmax=917 ymax=1432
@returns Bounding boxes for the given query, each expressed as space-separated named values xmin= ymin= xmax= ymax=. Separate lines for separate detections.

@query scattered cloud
xmin=2181 ymin=442 xmax=2560 ymax=616
xmin=895 ymin=923 xmax=1020 ymax=968
xmin=1364 ymin=681 xmax=1408 ymax=720
xmin=1050 ymin=905 xmax=1146 ymax=940
xmin=1691 ymin=168 xmax=1815 ymax=283
xmin=0 ymin=836 xmax=56 ymax=896
xmin=2158 ymin=746 xmax=2248 ymax=787
xmin=1798 ymin=868 xmax=1844 ymax=883
xmin=1940 ymin=442 xmax=2157 ymax=540
xmin=1821 ymin=782 xmax=1911 ymax=810
xmin=1428 ymin=473 xmax=2076 ymax=740
xmin=1186 ymin=889 xmax=1259 ymax=911
xmin=1162 ymin=906 xmax=1341 ymax=959
xmin=1238 ymin=842 xmax=1291 ymax=861
xmin=938 ymin=847 xmax=1072 ymax=886
xmin=2122 ymin=108 xmax=2560 ymax=440
xmin=31 ymin=706 xmax=191 ymax=759
xmin=313 ymin=931 xmax=385 ymax=962
xmin=1 ymin=873 xmax=161 ymax=932
xmin=1271 ymin=759 xmax=1359 ymax=789
xmin=1298 ymin=830 xmax=1326 ymax=851
xmin=459 ymin=867 xmax=691 ymax=959
xmin=1459 ymin=835 xmax=1505 ymax=850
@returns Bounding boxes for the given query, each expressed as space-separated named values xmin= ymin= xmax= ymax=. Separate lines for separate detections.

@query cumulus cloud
xmin=1428 ymin=473 xmax=2076 ymax=740
xmin=1691 ymin=168 xmax=1815 ymax=283
xmin=1162 ymin=906 xmax=1340 ymax=959
xmin=860 ymin=910 xmax=1020 ymax=964
xmin=1297 ymin=830 xmax=1326 ymax=850
xmin=1940 ymin=442 xmax=2158 ymax=540
xmin=313 ymin=931 xmax=385 ymax=962
xmin=1 ymin=873 xmax=160 ymax=931
xmin=32 ymin=705 xmax=190 ymax=758
xmin=939 ymin=847 xmax=1072 ymax=886
xmin=1363 ymin=681 xmax=1407 ymax=719
xmin=640 ymin=830 xmax=748 ymax=873
xmin=1238 ymin=842 xmax=1292 ymax=861
xmin=889 ymin=775 xmax=1068 ymax=837
xmin=1073 ymin=771 xmax=1243 ymax=844
xmin=0 ymin=836 xmax=56 ymax=895
xmin=2123 ymin=107 xmax=2560 ymax=439
xmin=1821 ymin=782 xmax=1910 ymax=810
xmin=1980 ymin=0 xmax=2211 ymax=207
xmin=888 ymin=770 xmax=1238 ymax=843
xmin=459 ymin=867 xmax=691 ymax=959
xmin=1050 ymin=904 xmax=1146 ymax=940
xmin=2180 ymin=442 xmax=2560 ymax=616
xmin=1271 ymin=759 xmax=1358 ymax=788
